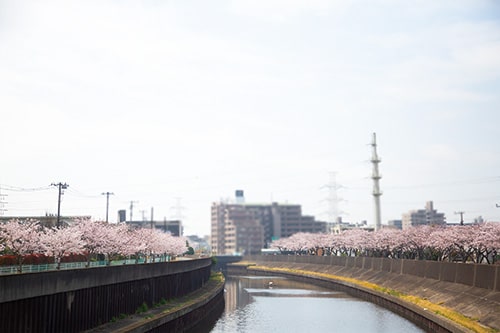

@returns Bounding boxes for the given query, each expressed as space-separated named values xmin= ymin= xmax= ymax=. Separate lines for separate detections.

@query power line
xmin=66 ymin=187 xmax=101 ymax=198
xmin=385 ymin=176 xmax=500 ymax=190
xmin=0 ymin=184 xmax=51 ymax=192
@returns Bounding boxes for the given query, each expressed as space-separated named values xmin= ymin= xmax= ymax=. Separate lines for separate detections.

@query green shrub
xmin=136 ymin=302 xmax=149 ymax=314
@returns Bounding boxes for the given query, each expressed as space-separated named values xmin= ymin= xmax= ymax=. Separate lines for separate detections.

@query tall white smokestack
xmin=371 ymin=133 xmax=382 ymax=231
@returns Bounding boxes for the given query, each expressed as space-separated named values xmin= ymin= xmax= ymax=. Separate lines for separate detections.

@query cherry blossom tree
xmin=0 ymin=217 xmax=194 ymax=272
xmin=40 ymin=225 xmax=85 ymax=269
xmin=97 ymin=222 xmax=132 ymax=265
xmin=139 ymin=228 xmax=164 ymax=262
xmin=127 ymin=227 xmax=151 ymax=263
xmin=468 ymin=222 xmax=500 ymax=264
xmin=163 ymin=234 xmax=189 ymax=258
xmin=143 ymin=229 xmax=188 ymax=261
xmin=0 ymin=219 xmax=43 ymax=272
xmin=74 ymin=219 xmax=109 ymax=267
xmin=270 ymin=222 xmax=500 ymax=264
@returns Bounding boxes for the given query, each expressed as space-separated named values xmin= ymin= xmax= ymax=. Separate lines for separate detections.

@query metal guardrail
xmin=0 ymin=257 xmax=174 ymax=275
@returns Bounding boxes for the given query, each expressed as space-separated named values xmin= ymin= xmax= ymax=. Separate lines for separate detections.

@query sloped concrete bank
xmin=87 ymin=274 xmax=225 ymax=333
xmin=230 ymin=257 xmax=500 ymax=333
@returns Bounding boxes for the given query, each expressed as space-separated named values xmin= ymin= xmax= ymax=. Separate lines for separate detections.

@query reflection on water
xmin=209 ymin=275 xmax=425 ymax=333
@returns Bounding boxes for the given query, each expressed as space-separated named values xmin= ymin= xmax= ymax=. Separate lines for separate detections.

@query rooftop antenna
xmin=370 ymin=133 xmax=382 ymax=231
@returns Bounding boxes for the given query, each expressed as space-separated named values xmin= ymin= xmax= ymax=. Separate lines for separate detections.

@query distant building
xmin=0 ymin=215 xmax=91 ymax=228
xmin=474 ymin=216 xmax=484 ymax=224
xmin=387 ymin=219 xmax=403 ymax=230
xmin=211 ymin=191 xmax=327 ymax=255
xmin=330 ymin=218 xmax=374 ymax=234
xmin=185 ymin=235 xmax=210 ymax=255
xmin=126 ymin=219 xmax=183 ymax=236
xmin=402 ymin=201 xmax=446 ymax=229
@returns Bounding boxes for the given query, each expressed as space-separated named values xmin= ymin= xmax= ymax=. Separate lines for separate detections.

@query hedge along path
xmin=244 ymin=264 xmax=497 ymax=333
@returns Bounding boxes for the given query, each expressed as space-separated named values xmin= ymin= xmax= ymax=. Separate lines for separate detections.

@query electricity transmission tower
xmin=170 ymin=197 xmax=186 ymax=221
xmin=322 ymin=172 xmax=343 ymax=232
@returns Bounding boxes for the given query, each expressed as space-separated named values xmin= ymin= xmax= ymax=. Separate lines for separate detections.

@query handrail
xmin=0 ymin=256 xmax=176 ymax=275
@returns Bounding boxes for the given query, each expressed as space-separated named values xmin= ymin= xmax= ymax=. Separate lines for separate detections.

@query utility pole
xmin=129 ymin=200 xmax=138 ymax=222
xmin=150 ymin=207 xmax=154 ymax=229
xmin=370 ymin=133 xmax=383 ymax=231
xmin=51 ymin=182 xmax=69 ymax=227
xmin=455 ymin=211 xmax=465 ymax=225
xmin=101 ymin=192 xmax=114 ymax=223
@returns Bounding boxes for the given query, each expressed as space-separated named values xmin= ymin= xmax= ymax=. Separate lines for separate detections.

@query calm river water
xmin=198 ymin=275 xmax=426 ymax=333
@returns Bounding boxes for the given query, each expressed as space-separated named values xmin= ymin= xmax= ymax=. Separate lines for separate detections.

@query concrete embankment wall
xmin=0 ymin=258 xmax=212 ymax=333
xmin=239 ymin=255 xmax=500 ymax=332
xmin=87 ymin=273 xmax=225 ymax=333
xmin=245 ymin=255 xmax=500 ymax=291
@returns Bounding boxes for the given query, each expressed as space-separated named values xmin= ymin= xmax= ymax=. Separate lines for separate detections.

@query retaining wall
xmin=0 ymin=259 xmax=212 ymax=333
xmin=240 ymin=255 xmax=500 ymax=332
xmin=246 ymin=255 xmax=500 ymax=291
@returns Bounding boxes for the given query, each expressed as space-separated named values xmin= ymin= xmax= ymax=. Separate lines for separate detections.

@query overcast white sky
xmin=1 ymin=0 xmax=499 ymax=236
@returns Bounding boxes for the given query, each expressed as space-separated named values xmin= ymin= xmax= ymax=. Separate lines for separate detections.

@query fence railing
xmin=0 ymin=257 xmax=174 ymax=275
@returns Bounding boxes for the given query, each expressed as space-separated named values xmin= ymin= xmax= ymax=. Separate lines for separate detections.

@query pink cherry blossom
xmin=0 ymin=219 xmax=43 ymax=272
xmin=40 ymin=225 xmax=85 ymax=269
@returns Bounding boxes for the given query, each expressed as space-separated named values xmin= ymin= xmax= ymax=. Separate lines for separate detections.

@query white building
xmin=402 ymin=201 xmax=446 ymax=229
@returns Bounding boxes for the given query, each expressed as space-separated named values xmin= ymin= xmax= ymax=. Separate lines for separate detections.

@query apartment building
xmin=402 ymin=201 xmax=446 ymax=229
xmin=211 ymin=192 xmax=327 ymax=255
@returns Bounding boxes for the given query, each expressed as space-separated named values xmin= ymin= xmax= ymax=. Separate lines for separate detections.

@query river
xmin=194 ymin=275 xmax=426 ymax=333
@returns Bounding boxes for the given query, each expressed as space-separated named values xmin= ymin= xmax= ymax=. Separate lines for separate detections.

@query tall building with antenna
xmin=370 ymin=133 xmax=382 ymax=231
